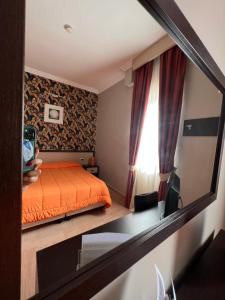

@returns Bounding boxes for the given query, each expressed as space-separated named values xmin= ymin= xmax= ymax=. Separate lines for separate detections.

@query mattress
xmin=22 ymin=161 xmax=112 ymax=224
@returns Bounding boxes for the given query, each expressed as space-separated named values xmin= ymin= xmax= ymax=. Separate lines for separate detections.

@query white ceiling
xmin=25 ymin=0 xmax=165 ymax=93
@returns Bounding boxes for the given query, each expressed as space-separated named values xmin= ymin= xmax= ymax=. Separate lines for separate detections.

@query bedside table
xmin=83 ymin=164 xmax=99 ymax=177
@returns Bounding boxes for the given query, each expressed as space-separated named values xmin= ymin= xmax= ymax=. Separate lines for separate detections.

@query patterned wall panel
xmin=24 ymin=72 xmax=98 ymax=151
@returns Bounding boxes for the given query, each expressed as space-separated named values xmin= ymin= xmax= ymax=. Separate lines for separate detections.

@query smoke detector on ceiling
xmin=63 ymin=24 xmax=73 ymax=33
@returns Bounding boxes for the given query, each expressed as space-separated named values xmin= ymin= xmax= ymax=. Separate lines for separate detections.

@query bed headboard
xmin=39 ymin=152 xmax=93 ymax=165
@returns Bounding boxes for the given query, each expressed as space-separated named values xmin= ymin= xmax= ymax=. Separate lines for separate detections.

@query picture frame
xmin=44 ymin=103 xmax=64 ymax=124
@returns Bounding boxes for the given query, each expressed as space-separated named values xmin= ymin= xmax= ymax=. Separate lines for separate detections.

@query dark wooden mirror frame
xmin=1 ymin=0 xmax=225 ymax=299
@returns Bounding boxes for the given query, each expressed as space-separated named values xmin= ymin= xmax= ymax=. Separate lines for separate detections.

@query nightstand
xmin=83 ymin=164 xmax=99 ymax=177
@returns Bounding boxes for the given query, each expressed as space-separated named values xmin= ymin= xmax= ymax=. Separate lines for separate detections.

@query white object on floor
xmin=155 ymin=264 xmax=166 ymax=300
xmin=171 ymin=274 xmax=177 ymax=300
xmin=155 ymin=265 xmax=177 ymax=300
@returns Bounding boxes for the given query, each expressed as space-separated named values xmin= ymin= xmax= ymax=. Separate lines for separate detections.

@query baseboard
xmin=106 ymin=183 xmax=125 ymax=198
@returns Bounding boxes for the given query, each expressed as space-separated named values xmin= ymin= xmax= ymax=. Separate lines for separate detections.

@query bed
xmin=22 ymin=161 xmax=112 ymax=228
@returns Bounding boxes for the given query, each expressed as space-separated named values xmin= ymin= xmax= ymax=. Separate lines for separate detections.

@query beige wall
xmin=175 ymin=60 xmax=222 ymax=205
xmin=96 ymin=80 xmax=133 ymax=196
xmin=91 ymin=1 xmax=225 ymax=299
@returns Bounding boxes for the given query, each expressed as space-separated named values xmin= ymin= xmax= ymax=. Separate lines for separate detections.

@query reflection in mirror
xmin=21 ymin=0 xmax=223 ymax=298
xmin=175 ymin=61 xmax=222 ymax=205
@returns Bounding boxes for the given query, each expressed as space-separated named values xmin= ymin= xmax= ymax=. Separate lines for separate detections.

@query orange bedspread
xmin=22 ymin=161 xmax=112 ymax=224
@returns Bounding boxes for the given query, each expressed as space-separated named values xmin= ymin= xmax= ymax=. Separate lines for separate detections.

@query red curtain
xmin=158 ymin=46 xmax=187 ymax=201
xmin=125 ymin=62 xmax=153 ymax=208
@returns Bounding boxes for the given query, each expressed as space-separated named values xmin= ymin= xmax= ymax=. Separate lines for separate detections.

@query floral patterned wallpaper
xmin=24 ymin=72 xmax=98 ymax=151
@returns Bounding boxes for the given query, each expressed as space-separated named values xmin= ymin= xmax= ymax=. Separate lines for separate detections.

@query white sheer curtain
xmin=130 ymin=58 xmax=160 ymax=208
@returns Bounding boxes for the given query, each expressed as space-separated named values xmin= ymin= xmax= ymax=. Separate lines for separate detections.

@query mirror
xmin=21 ymin=1 xmax=223 ymax=299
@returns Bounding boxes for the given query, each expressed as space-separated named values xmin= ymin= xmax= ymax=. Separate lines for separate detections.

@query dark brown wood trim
xmin=29 ymin=1 xmax=225 ymax=299
xmin=0 ymin=0 xmax=25 ymax=298
xmin=211 ymin=95 xmax=225 ymax=193
xmin=1 ymin=0 xmax=222 ymax=299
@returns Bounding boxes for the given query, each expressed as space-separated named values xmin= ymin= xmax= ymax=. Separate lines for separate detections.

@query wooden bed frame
xmin=22 ymin=202 xmax=105 ymax=231
xmin=22 ymin=153 xmax=107 ymax=231
xmin=39 ymin=151 xmax=94 ymax=165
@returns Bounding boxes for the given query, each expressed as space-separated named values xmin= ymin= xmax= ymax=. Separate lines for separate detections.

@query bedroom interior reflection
xmin=22 ymin=0 xmax=223 ymax=296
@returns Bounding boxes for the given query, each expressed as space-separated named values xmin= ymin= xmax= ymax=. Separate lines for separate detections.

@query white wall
xmin=91 ymin=1 xmax=225 ymax=299
xmin=96 ymin=80 xmax=133 ymax=196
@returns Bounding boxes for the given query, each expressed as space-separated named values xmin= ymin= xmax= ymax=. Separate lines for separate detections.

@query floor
xmin=21 ymin=189 xmax=129 ymax=300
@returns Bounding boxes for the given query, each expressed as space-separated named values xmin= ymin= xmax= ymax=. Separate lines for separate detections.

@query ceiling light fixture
xmin=63 ymin=24 xmax=73 ymax=33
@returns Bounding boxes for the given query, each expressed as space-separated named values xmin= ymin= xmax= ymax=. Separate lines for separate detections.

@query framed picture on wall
xmin=44 ymin=103 xmax=64 ymax=124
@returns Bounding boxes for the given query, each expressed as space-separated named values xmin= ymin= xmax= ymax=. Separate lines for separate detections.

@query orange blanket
xmin=22 ymin=161 xmax=111 ymax=224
